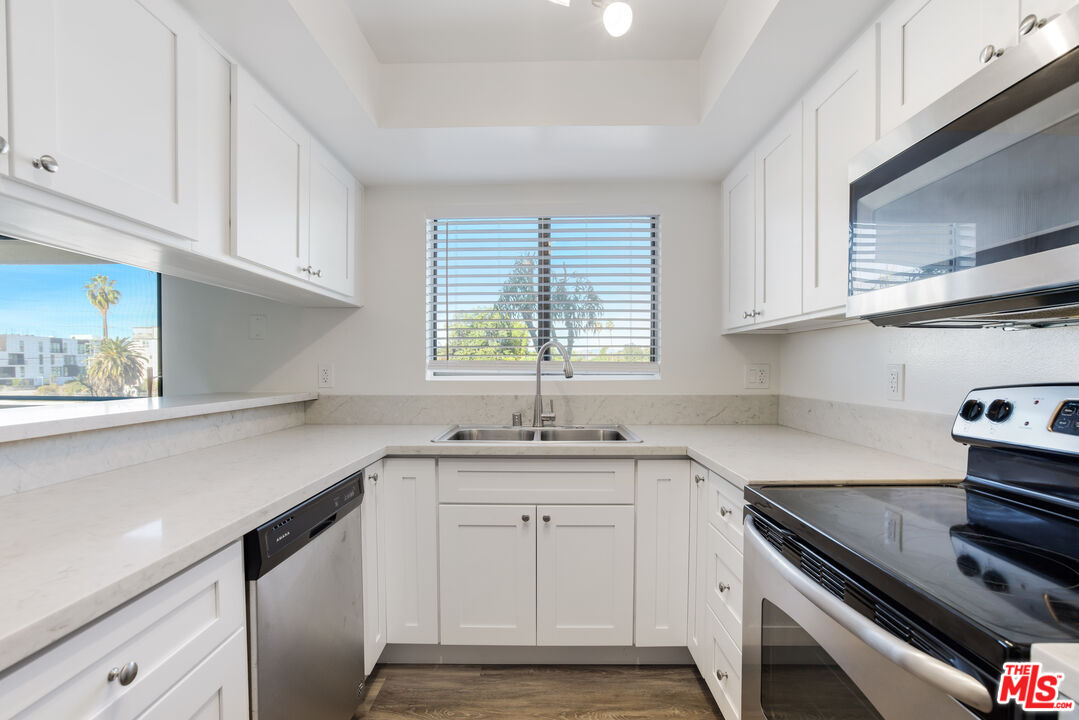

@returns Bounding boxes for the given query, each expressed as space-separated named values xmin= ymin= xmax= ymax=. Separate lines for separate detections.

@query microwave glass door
xmin=849 ymin=49 xmax=1079 ymax=298
xmin=760 ymin=600 xmax=884 ymax=720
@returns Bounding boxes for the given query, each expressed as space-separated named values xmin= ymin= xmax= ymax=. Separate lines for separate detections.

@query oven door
xmin=742 ymin=516 xmax=993 ymax=720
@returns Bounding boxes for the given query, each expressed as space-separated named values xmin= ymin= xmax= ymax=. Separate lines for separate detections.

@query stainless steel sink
xmin=432 ymin=425 xmax=641 ymax=443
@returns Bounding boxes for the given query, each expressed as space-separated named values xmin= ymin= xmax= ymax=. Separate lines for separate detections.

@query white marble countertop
xmin=0 ymin=392 xmax=318 ymax=444
xmin=1033 ymin=644 xmax=1079 ymax=702
xmin=0 ymin=423 xmax=962 ymax=673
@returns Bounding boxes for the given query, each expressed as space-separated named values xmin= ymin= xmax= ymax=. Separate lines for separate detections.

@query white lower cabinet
xmin=689 ymin=470 xmax=745 ymax=719
xmin=635 ymin=460 xmax=691 ymax=647
xmin=537 ymin=504 xmax=634 ymax=646
xmin=384 ymin=458 xmax=440 ymax=644
xmin=134 ymin=630 xmax=248 ymax=720
xmin=0 ymin=543 xmax=247 ymax=720
xmin=439 ymin=504 xmax=537 ymax=646
xmin=437 ymin=502 xmax=634 ymax=647
xmin=361 ymin=460 xmax=389 ymax=674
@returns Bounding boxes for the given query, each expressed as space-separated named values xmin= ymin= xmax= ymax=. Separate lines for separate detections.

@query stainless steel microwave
xmin=848 ymin=6 xmax=1079 ymax=328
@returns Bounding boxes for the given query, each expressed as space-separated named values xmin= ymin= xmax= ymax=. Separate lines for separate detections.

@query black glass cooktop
xmin=748 ymin=482 xmax=1079 ymax=669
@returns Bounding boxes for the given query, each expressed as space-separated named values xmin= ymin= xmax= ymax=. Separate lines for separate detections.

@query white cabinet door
xmin=635 ymin=460 xmax=690 ymax=647
xmin=1020 ymin=0 xmax=1077 ymax=33
xmin=232 ymin=66 xmax=310 ymax=279
xmin=8 ymin=0 xmax=198 ymax=237
xmin=308 ymin=140 xmax=357 ymax=296
xmin=439 ymin=505 xmax=537 ymax=646
xmin=687 ymin=464 xmax=708 ymax=668
xmin=880 ymin=0 xmax=1019 ymax=134
xmin=361 ymin=460 xmax=387 ymax=675
xmin=754 ymin=104 xmax=803 ymax=324
xmin=134 ymin=629 xmax=248 ymax=720
xmin=537 ymin=505 xmax=634 ymax=646
xmin=384 ymin=458 xmax=439 ymax=644
xmin=721 ymin=154 xmax=757 ymax=330
xmin=803 ymin=26 xmax=879 ymax=314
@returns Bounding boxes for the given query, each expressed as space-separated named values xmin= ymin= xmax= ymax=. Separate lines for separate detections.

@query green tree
xmin=87 ymin=338 xmax=146 ymax=396
xmin=597 ymin=344 xmax=648 ymax=362
xmin=494 ymin=256 xmax=603 ymax=355
xmin=448 ymin=309 xmax=531 ymax=360
xmin=84 ymin=275 xmax=121 ymax=339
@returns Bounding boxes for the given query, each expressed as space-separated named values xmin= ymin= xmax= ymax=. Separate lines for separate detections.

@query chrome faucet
xmin=533 ymin=340 xmax=573 ymax=427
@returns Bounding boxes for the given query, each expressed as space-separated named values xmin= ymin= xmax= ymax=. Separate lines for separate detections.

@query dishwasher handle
xmin=309 ymin=514 xmax=338 ymax=540
xmin=744 ymin=516 xmax=994 ymax=713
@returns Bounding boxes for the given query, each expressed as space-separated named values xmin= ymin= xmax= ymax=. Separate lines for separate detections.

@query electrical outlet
xmin=317 ymin=362 xmax=335 ymax=389
xmin=887 ymin=363 xmax=905 ymax=401
xmin=248 ymin=314 xmax=267 ymax=340
xmin=744 ymin=363 xmax=770 ymax=389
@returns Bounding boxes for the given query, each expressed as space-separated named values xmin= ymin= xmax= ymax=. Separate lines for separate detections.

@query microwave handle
xmin=744 ymin=517 xmax=994 ymax=713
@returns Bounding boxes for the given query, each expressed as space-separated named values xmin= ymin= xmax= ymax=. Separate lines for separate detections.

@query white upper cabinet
xmin=309 ymin=140 xmax=357 ymax=296
xmin=754 ymin=104 xmax=804 ymax=324
xmin=802 ymin=26 xmax=880 ymax=314
xmin=721 ymin=154 xmax=756 ymax=330
xmin=1020 ymin=0 xmax=1078 ymax=36
xmin=232 ymin=66 xmax=310 ymax=279
xmin=0 ymin=1 xmax=10 ymax=178
xmin=8 ymin=0 xmax=199 ymax=237
xmin=880 ymin=0 xmax=1019 ymax=135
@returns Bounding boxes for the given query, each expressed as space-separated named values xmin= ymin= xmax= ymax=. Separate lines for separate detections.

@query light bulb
xmin=603 ymin=1 xmax=633 ymax=37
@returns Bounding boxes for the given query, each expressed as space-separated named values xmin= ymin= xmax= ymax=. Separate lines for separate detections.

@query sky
xmin=0 ymin=263 xmax=159 ymax=339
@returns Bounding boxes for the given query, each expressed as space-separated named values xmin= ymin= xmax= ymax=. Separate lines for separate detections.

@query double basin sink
xmin=433 ymin=425 xmax=642 ymax=443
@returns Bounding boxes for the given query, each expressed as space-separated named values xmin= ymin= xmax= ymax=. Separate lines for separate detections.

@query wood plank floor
xmin=354 ymin=664 xmax=725 ymax=720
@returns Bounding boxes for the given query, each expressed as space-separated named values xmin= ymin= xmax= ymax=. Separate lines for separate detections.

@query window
xmin=426 ymin=215 xmax=659 ymax=377
xmin=0 ymin=237 xmax=161 ymax=400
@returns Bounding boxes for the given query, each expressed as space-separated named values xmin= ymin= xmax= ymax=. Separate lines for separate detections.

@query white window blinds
xmin=426 ymin=215 xmax=660 ymax=376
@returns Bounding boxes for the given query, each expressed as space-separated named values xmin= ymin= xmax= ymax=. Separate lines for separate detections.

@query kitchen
xmin=1 ymin=0 xmax=1078 ymax=719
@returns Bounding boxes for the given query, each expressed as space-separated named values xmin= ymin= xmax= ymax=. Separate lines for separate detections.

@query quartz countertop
xmin=0 ymin=423 xmax=962 ymax=672
xmin=0 ymin=392 xmax=318 ymax=444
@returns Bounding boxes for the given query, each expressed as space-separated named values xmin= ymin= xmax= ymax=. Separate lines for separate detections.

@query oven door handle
xmin=745 ymin=517 xmax=994 ymax=713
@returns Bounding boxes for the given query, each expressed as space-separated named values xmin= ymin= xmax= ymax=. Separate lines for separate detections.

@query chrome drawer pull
xmin=107 ymin=661 xmax=138 ymax=686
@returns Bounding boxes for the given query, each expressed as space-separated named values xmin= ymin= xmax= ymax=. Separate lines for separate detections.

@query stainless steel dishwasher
xmin=244 ymin=471 xmax=365 ymax=720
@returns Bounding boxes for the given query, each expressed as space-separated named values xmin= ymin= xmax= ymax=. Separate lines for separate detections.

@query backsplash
xmin=0 ymin=403 xmax=305 ymax=496
xmin=779 ymin=395 xmax=966 ymax=471
xmin=305 ymin=394 xmax=779 ymax=427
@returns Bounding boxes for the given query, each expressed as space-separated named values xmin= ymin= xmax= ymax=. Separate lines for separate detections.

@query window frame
xmin=426 ymin=213 xmax=661 ymax=379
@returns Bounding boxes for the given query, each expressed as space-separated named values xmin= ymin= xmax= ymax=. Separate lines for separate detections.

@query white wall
xmin=779 ymin=322 xmax=1079 ymax=415
xmin=163 ymin=181 xmax=780 ymax=397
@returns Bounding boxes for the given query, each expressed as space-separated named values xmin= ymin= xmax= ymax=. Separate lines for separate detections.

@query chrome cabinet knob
xmin=542 ymin=514 xmax=551 ymax=523
xmin=522 ymin=514 xmax=530 ymax=522
xmin=752 ymin=309 xmax=762 ymax=317
xmin=720 ymin=506 xmax=734 ymax=517
xmin=0 ymin=137 xmax=8 ymax=155
xmin=743 ymin=311 xmax=751 ymax=319
xmin=694 ymin=474 xmax=705 ymax=484
xmin=716 ymin=670 xmax=728 ymax=681
xmin=32 ymin=154 xmax=59 ymax=173
xmin=313 ymin=268 xmax=323 ymax=278
xmin=369 ymin=473 xmax=378 ymax=484
xmin=107 ymin=661 xmax=138 ymax=686
xmin=980 ymin=44 xmax=1004 ymax=63
xmin=1019 ymin=13 xmax=1047 ymax=36
xmin=718 ymin=582 xmax=731 ymax=593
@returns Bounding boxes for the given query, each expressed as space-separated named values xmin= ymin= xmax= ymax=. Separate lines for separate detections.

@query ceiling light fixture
xmin=595 ymin=0 xmax=633 ymax=37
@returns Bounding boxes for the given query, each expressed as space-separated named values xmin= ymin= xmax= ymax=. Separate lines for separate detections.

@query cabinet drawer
xmin=0 ymin=543 xmax=245 ymax=720
xmin=707 ymin=471 xmax=743 ymax=552
xmin=705 ymin=524 xmax=743 ymax=646
xmin=705 ymin=606 xmax=741 ymax=720
xmin=134 ymin=629 xmax=248 ymax=720
xmin=438 ymin=459 xmax=635 ymax=504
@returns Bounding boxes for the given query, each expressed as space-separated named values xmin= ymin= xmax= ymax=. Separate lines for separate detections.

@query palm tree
xmin=84 ymin=275 xmax=121 ymax=339
xmin=87 ymin=338 xmax=146 ymax=396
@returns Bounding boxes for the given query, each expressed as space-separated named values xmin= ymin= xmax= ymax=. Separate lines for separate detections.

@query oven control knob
xmin=986 ymin=399 xmax=1013 ymax=423
xmin=959 ymin=399 xmax=985 ymax=421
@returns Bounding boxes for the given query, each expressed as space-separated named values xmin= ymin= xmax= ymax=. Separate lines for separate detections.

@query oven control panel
xmin=952 ymin=384 xmax=1079 ymax=455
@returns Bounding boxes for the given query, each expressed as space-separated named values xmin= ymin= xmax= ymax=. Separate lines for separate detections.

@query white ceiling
xmin=345 ymin=0 xmax=727 ymax=63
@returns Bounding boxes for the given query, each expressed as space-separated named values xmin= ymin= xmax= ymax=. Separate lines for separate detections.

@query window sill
xmin=426 ymin=373 xmax=661 ymax=382
xmin=0 ymin=392 xmax=317 ymax=445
